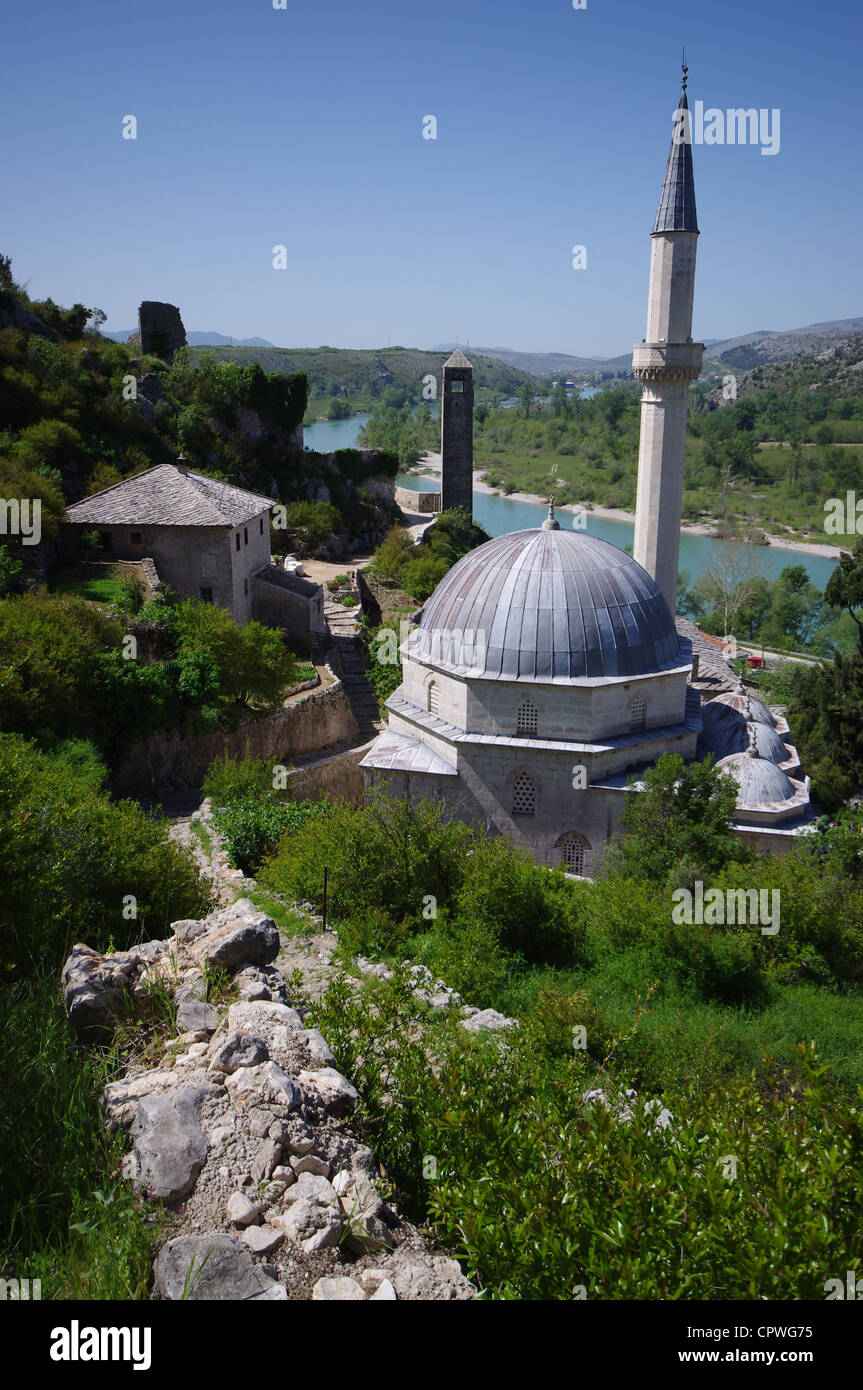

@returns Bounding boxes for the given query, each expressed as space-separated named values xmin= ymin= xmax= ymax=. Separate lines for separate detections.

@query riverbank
xmin=407 ymin=453 xmax=845 ymax=563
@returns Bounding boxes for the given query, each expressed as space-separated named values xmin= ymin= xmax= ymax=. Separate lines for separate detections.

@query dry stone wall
xmin=61 ymin=898 xmax=476 ymax=1302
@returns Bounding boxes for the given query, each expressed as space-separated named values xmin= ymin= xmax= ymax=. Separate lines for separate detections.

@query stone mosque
xmin=361 ymin=71 xmax=813 ymax=874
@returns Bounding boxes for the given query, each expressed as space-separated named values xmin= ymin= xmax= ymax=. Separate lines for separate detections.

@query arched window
xmin=516 ymin=699 xmax=538 ymax=736
xmin=630 ymin=695 xmax=646 ymax=732
xmin=556 ymin=831 xmax=590 ymax=876
xmin=427 ymin=680 xmax=439 ymax=715
xmin=512 ymin=772 xmax=536 ymax=817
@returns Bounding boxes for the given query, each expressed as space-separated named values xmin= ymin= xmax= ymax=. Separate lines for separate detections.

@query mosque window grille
xmin=512 ymin=772 xmax=536 ymax=817
xmin=517 ymin=700 xmax=538 ymax=736
xmin=557 ymin=831 xmax=589 ymax=876
xmin=630 ymin=696 xmax=646 ymax=732
xmin=427 ymin=680 xmax=440 ymax=715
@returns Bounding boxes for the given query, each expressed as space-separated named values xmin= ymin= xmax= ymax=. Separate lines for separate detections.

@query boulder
xmin=130 ymin=1086 xmax=209 ymax=1203
xmin=383 ymin=1247 xmax=474 ymax=1301
xmin=208 ymin=1031 xmax=269 ymax=1075
xmin=312 ymin=1276 xmax=367 ymax=1301
xmin=461 ymin=1008 xmax=517 ymax=1034
xmin=193 ymin=916 xmax=280 ymax=972
xmin=274 ymin=1198 xmax=344 ymax=1254
xmin=153 ymin=1233 xmax=287 ymax=1301
xmin=61 ymin=943 xmax=141 ymax=1040
xmin=298 ymin=1066 xmax=359 ymax=1117
xmin=226 ymin=1193 xmax=261 ymax=1228
xmin=225 ymin=1061 xmax=303 ymax=1110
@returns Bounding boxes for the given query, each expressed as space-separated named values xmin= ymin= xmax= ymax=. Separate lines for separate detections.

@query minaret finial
xmin=682 ymin=49 xmax=688 ymax=92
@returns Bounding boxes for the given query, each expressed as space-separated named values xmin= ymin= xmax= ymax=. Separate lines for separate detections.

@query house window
xmin=244 ymin=527 xmax=248 ymax=545
xmin=517 ymin=700 xmax=538 ymax=736
xmin=557 ymin=833 xmax=589 ymax=876
xmin=200 ymin=587 xmax=213 ymax=604
xmin=512 ymin=772 xmax=535 ymax=817
xmin=428 ymin=681 xmax=440 ymax=715
xmin=630 ymin=696 xmax=646 ymax=732
xmin=235 ymin=533 xmax=241 ymax=551
xmin=98 ymin=532 xmax=112 ymax=550
xmin=130 ymin=531 xmax=142 ymax=546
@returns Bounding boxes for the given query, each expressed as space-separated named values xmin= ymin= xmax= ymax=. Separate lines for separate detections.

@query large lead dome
xmin=413 ymin=526 xmax=682 ymax=681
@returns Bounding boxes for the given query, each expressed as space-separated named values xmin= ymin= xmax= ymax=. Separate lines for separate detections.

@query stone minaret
xmin=440 ymin=349 xmax=474 ymax=515
xmin=632 ymin=66 xmax=704 ymax=613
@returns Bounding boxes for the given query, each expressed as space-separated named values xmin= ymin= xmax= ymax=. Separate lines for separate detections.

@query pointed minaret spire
xmin=632 ymin=67 xmax=705 ymax=614
xmin=652 ymin=68 xmax=698 ymax=234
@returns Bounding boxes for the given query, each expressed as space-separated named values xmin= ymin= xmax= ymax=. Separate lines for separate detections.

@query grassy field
xmin=52 ymin=564 xmax=128 ymax=605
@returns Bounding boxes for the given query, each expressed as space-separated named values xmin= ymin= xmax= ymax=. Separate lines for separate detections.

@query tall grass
xmin=0 ymin=968 xmax=159 ymax=1299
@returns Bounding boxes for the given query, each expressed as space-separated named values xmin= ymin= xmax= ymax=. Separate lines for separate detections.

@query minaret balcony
xmin=632 ymin=341 xmax=704 ymax=383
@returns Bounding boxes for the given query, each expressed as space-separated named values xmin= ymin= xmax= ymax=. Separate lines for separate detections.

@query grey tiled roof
xmin=359 ymin=730 xmax=458 ymax=776
xmin=443 ymin=349 xmax=472 ymax=369
xmin=65 ymin=465 xmax=274 ymax=528
xmin=653 ymin=90 xmax=699 ymax=234
xmin=414 ymin=527 xmax=683 ymax=682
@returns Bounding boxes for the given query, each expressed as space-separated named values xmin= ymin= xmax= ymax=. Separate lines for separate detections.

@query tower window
xmin=450 ymin=380 xmax=464 ymax=393
xmin=260 ymin=518 xmax=264 ymax=535
xmin=235 ymin=533 xmax=241 ymax=551
xmin=130 ymin=531 xmax=142 ymax=546
xmin=630 ymin=696 xmax=646 ymax=732
xmin=244 ymin=527 xmax=249 ymax=545
xmin=427 ymin=680 xmax=440 ymax=715
xmin=512 ymin=772 xmax=535 ymax=817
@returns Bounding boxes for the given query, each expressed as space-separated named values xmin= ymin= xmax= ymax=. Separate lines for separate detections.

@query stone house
xmin=63 ymin=458 xmax=276 ymax=624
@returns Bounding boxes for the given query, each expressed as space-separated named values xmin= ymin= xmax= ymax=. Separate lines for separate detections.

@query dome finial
xmin=746 ymin=722 xmax=759 ymax=759
xmin=542 ymin=495 xmax=560 ymax=531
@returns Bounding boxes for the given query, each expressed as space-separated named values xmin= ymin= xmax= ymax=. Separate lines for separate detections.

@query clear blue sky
xmin=3 ymin=0 xmax=860 ymax=356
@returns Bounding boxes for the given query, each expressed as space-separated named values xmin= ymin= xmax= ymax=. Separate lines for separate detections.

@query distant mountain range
xmin=435 ymin=320 xmax=863 ymax=377
xmin=101 ymin=317 xmax=863 ymax=378
xmin=103 ymin=329 xmax=276 ymax=348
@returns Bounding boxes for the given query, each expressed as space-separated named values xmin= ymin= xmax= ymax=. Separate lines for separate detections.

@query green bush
xmin=214 ymin=794 xmax=327 ymax=876
xmin=0 ymin=732 xmax=214 ymax=974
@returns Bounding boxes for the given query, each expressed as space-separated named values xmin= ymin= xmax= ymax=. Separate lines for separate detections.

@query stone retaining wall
xmin=112 ymin=675 xmax=359 ymax=797
xmin=395 ymin=486 xmax=440 ymax=514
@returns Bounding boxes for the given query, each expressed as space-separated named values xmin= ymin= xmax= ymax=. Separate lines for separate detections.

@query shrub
xmin=213 ymin=794 xmax=327 ymax=875
xmin=0 ymin=732 xmax=213 ymax=975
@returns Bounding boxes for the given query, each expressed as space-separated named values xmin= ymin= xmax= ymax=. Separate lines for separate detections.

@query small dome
xmin=412 ymin=527 xmax=682 ymax=682
xmin=717 ymin=752 xmax=797 ymax=809
xmin=708 ymin=690 xmax=775 ymax=728
xmin=699 ymin=709 xmax=790 ymax=765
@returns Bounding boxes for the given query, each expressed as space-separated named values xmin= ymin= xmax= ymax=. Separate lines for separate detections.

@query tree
xmin=693 ymin=544 xmax=764 ymax=636
xmin=825 ymin=537 xmax=863 ymax=652
xmin=608 ymin=753 xmax=746 ymax=884
xmin=173 ymin=600 xmax=295 ymax=710
xmin=518 ymin=381 xmax=534 ymax=419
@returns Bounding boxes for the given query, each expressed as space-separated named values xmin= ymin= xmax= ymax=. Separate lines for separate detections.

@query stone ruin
xmin=130 ymin=301 xmax=187 ymax=363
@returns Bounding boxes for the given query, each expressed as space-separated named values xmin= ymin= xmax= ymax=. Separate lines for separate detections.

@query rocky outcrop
xmin=136 ymin=301 xmax=187 ymax=363
xmin=62 ymin=897 xmax=475 ymax=1302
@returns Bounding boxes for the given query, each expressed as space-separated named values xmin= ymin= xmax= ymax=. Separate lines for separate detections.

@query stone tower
xmin=632 ymin=68 xmax=704 ymax=613
xmin=440 ymin=349 xmax=474 ymax=515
